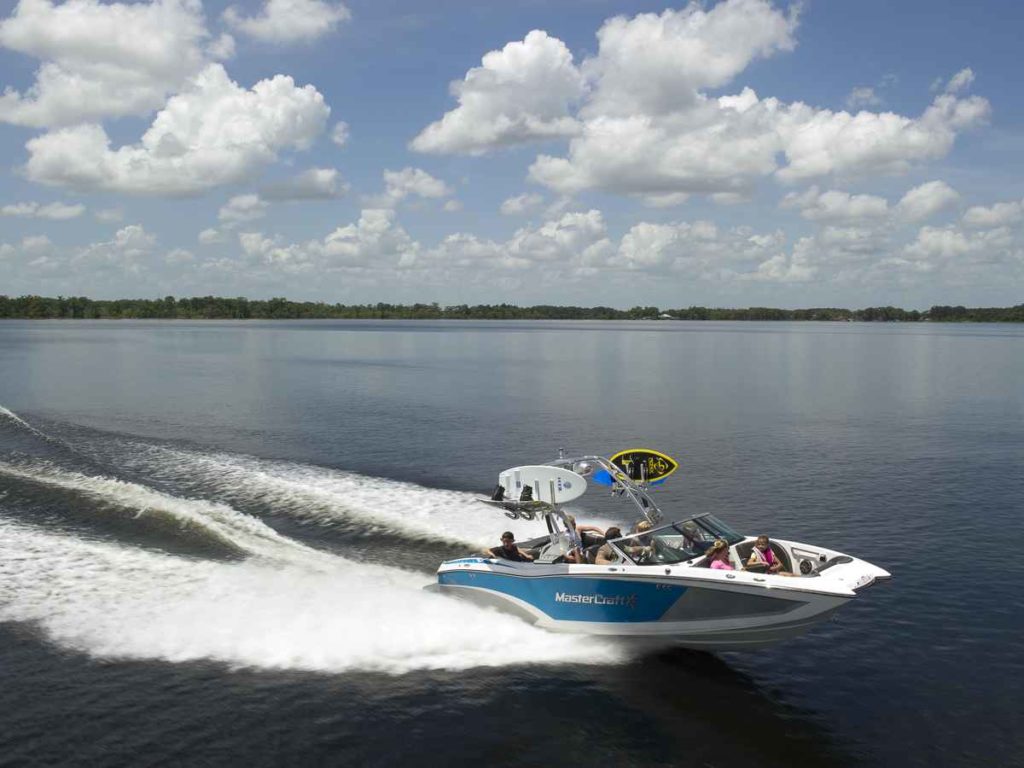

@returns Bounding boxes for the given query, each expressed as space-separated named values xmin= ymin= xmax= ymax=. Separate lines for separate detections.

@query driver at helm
xmin=594 ymin=527 xmax=623 ymax=564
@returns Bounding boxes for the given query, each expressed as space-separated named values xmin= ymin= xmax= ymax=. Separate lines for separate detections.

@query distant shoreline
xmin=1 ymin=296 xmax=1022 ymax=322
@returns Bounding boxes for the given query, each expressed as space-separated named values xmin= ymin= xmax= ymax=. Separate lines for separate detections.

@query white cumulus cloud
xmin=218 ymin=194 xmax=268 ymax=226
xmin=1 ymin=200 xmax=85 ymax=219
xmin=224 ymin=0 xmax=350 ymax=44
xmin=895 ymin=180 xmax=959 ymax=222
xmin=0 ymin=0 xmax=213 ymax=128
xmin=500 ymin=193 xmax=544 ymax=216
xmin=425 ymin=210 xmax=613 ymax=273
xmin=784 ymin=181 xmax=961 ymax=226
xmin=71 ymin=224 xmax=156 ymax=274
xmin=410 ymin=30 xmax=584 ymax=155
xmin=238 ymin=209 xmax=420 ymax=273
xmin=24 ymin=64 xmax=329 ymax=195
xmin=846 ymin=86 xmax=881 ymax=110
xmin=414 ymin=0 xmax=990 ymax=206
xmin=261 ymin=167 xmax=348 ymax=200
xmin=962 ymin=198 xmax=1024 ymax=229
xmin=21 ymin=234 xmax=54 ymax=254
xmin=165 ymin=247 xmax=194 ymax=264
xmin=898 ymin=224 xmax=1014 ymax=274
xmin=781 ymin=186 xmax=889 ymax=223
xmin=775 ymin=93 xmax=989 ymax=182
xmin=198 ymin=227 xmax=226 ymax=244
xmin=944 ymin=67 xmax=975 ymax=94
xmin=367 ymin=167 xmax=453 ymax=207
xmin=581 ymin=0 xmax=798 ymax=118
xmin=330 ymin=120 xmax=350 ymax=146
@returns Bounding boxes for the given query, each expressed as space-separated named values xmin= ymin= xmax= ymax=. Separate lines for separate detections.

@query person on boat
xmin=594 ymin=527 xmax=623 ymax=564
xmin=746 ymin=535 xmax=790 ymax=574
xmin=618 ymin=520 xmax=656 ymax=563
xmin=706 ymin=539 xmax=734 ymax=570
xmin=681 ymin=521 xmax=712 ymax=554
xmin=484 ymin=531 xmax=534 ymax=562
xmin=565 ymin=514 xmax=606 ymax=547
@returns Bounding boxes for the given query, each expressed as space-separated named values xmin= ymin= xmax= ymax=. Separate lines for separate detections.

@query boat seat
xmin=583 ymin=544 xmax=603 ymax=564
xmin=535 ymin=542 xmax=566 ymax=564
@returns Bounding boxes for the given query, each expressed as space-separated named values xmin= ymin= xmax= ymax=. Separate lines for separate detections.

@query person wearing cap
xmin=483 ymin=531 xmax=534 ymax=562
xmin=706 ymin=539 xmax=734 ymax=570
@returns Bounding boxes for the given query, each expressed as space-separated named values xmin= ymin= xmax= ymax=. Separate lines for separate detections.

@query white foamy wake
xmin=0 ymin=405 xmax=63 ymax=445
xmin=0 ymin=519 xmax=625 ymax=674
xmin=0 ymin=460 xmax=332 ymax=564
xmin=118 ymin=444 xmax=616 ymax=547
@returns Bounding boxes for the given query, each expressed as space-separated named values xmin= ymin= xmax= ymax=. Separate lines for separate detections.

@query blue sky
xmin=1 ymin=0 xmax=1022 ymax=309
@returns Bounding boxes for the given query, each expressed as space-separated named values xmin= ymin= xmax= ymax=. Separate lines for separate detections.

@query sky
xmin=0 ymin=0 xmax=1022 ymax=309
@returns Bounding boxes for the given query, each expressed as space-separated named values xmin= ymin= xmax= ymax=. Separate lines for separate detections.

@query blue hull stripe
xmin=439 ymin=571 xmax=686 ymax=623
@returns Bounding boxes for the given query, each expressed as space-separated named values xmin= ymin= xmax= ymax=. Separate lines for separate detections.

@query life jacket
xmin=750 ymin=545 xmax=776 ymax=566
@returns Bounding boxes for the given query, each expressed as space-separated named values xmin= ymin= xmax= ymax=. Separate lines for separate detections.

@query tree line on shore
xmin=1 ymin=295 xmax=1022 ymax=322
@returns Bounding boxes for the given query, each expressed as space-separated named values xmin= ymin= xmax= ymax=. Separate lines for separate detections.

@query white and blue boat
xmin=434 ymin=450 xmax=890 ymax=650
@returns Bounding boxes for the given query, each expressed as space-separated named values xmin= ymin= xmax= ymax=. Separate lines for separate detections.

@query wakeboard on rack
xmin=592 ymin=448 xmax=680 ymax=486
xmin=480 ymin=465 xmax=587 ymax=520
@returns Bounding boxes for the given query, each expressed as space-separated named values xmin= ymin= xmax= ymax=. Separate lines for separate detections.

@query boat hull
xmin=435 ymin=559 xmax=859 ymax=650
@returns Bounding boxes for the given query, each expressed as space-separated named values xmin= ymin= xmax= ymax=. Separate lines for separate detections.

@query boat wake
xmin=0 ymin=408 xmax=626 ymax=675
xmin=0 ymin=459 xmax=325 ymax=562
xmin=66 ymin=439 xmax=610 ymax=546
xmin=0 ymin=519 xmax=624 ymax=675
xmin=0 ymin=405 xmax=54 ymax=442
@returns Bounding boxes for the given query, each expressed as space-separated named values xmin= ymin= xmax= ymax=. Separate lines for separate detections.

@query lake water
xmin=1 ymin=320 xmax=1021 ymax=767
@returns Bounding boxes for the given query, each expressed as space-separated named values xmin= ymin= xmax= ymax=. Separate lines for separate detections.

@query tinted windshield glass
xmin=697 ymin=514 xmax=744 ymax=545
xmin=612 ymin=526 xmax=703 ymax=565
xmin=608 ymin=516 xmax=743 ymax=565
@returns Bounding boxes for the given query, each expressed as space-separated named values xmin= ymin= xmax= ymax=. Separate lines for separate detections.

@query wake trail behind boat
xmin=0 ymin=413 xmax=628 ymax=674
xmin=0 ymin=519 xmax=625 ymax=675
xmin=0 ymin=406 xmax=49 ymax=439
xmin=89 ymin=442 xmax=615 ymax=547
xmin=0 ymin=459 xmax=333 ymax=565
xmin=0 ymin=405 xmax=77 ymax=451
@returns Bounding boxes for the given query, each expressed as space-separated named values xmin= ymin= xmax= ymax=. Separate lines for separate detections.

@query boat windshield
xmin=610 ymin=515 xmax=744 ymax=566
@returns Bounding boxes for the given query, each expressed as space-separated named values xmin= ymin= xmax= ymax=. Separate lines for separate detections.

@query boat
xmin=433 ymin=449 xmax=890 ymax=650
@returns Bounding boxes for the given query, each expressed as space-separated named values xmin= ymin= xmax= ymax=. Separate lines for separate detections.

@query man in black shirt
xmin=484 ymin=531 xmax=534 ymax=562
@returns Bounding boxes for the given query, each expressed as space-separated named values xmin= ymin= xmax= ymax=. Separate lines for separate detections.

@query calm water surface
xmin=1 ymin=320 xmax=1022 ymax=767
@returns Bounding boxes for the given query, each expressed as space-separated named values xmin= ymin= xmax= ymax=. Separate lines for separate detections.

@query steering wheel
xmin=634 ymin=546 xmax=655 ymax=565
